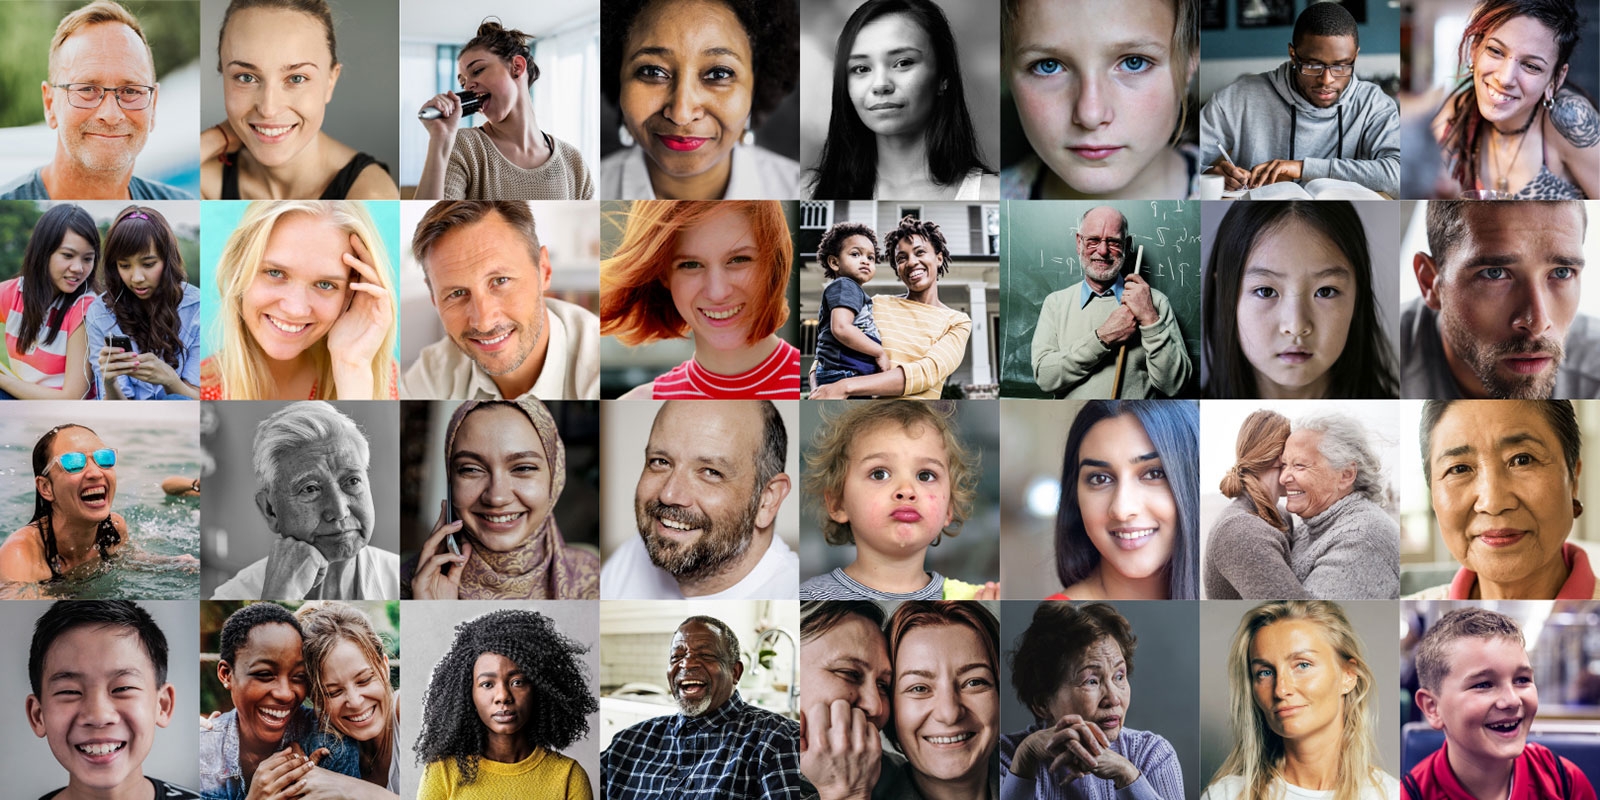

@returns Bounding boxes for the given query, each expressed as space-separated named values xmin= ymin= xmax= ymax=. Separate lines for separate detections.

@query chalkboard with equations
xmin=999 ymin=200 xmax=1203 ymax=399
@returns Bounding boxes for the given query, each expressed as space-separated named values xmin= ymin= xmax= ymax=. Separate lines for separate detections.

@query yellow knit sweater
xmin=418 ymin=748 xmax=592 ymax=800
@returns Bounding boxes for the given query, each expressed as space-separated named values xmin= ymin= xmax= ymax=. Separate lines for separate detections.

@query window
xmin=801 ymin=201 xmax=832 ymax=229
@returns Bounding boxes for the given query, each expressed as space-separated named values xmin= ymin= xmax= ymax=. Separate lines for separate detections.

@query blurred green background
xmin=0 ymin=199 xmax=200 ymax=285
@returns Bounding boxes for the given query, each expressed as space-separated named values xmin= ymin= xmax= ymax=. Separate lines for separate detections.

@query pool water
xmin=0 ymin=410 xmax=202 ymax=599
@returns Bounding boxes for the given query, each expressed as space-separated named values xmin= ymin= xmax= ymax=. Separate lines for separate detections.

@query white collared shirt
xmin=401 ymin=297 xmax=600 ymax=400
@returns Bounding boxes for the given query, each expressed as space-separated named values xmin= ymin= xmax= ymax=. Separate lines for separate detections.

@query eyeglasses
xmin=46 ymin=449 xmax=117 ymax=475
xmin=1081 ymin=237 xmax=1125 ymax=253
xmin=52 ymin=83 xmax=155 ymax=110
xmin=1293 ymin=63 xmax=1355 ymax=77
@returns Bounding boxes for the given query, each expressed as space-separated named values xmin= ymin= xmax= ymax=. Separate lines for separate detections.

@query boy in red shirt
xmin=1406 ymin=607 xmax=1594 ymax=800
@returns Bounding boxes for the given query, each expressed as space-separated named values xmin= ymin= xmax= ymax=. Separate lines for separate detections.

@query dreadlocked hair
xmin=413 ymin=609 xmax=596 ymax=785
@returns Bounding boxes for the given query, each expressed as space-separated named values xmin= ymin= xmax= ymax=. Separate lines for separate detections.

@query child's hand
xmin=875 ymin=353 xmax=893 ymax=374
xmin=974 ymin=581 xmax=1001 ymax=601
xmin=943 ymin=578 xmax=999 ymax=600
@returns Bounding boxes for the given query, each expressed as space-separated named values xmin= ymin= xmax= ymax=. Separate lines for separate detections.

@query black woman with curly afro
xmin=414 ymin=609 xmax=597 ymax=797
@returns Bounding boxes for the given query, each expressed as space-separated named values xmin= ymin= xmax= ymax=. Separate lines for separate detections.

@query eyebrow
xmin=48 ymin=667 xmax=143 ymax=684
xmin=1251 ymin=649 xmax=1319 ymax=667
xmin=857 ymin=451 xmax=948 ymax=468
xmin=646 ymin=447 xmax=739 ymax=473
xmin=1437 ymin=433 xmax=1546 ymax=461
xmin=475 ymin=670 xmax=524 ymax=680
xmin=457 ymin=58 xmax=487 ymax=82
xmin=1080 ymin=452 xmax=1159 ymax=469
xmin=673 ymin=244 xmax=759 ymax=261
xmin=1459 ymin=253 xmax=1585 ymax=269
xmin=226 ymin=60 xmax=320 ymax=73
xmin=1244 ymin=265 xmax=1353 ymax=280
xmin=900 ymin=662 xmax=991 ymax=679
xmin=629 ymin=45 xmax=747 ymax=63
xmin=263 ymin=260 xmax=349 ymax=284
xmin=851 ymin=46 xmax=924 ymax=59
xmin=454 ymin=449 xmax=545 ymax=462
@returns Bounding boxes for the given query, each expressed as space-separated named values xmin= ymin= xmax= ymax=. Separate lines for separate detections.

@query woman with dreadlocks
xmin=0 ymin=423 xmax=128 ymax=584
xmin=415 ymin=609 xmax=597 ymax=798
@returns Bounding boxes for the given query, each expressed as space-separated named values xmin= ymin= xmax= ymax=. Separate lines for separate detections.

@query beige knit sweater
xmin=444 ymin=128 xmax=595 ymax=200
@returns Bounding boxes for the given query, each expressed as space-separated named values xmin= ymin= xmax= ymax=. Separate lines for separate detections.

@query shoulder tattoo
xmin=1551 ymin=92 xmax=1600 ymax=148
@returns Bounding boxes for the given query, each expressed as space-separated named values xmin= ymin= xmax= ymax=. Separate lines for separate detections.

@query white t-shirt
xmin=600 ymin=533 xmax=798 ymax=599
xmin=1201 ymin=773 xmax=1400 ymax=800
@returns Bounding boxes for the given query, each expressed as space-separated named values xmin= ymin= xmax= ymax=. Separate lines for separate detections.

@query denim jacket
xmin=198 ymin=707 xmax=359 ymax=799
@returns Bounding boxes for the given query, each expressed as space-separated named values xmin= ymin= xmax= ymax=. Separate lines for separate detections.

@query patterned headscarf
xmin=443 ymin=400 xmax=597 ymax=599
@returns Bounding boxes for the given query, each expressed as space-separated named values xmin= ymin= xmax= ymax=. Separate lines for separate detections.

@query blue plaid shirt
xmin=602 ymin=692 xmax=801 ymax=800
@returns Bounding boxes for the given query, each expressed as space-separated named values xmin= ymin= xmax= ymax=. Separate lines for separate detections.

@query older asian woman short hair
xmin=1413 ymin=399 xmax=1597 ymax=599
xmin=1002 ymin=602 xmax=1184 ymax=800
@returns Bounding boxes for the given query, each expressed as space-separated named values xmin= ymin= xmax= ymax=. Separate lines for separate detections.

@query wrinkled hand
xmin=1095 ymin=305 xmax=1138 ymax=346
xmin=1011 ymin=717 xmax=1087 ymax=783
xmin=1247 ymin=159 xmax=1303 ymax=188
xmin=325 ymin=233 xmax=394 ymax=390
xmin=1209 ymin=158 xmax=1251 ymax=191
xmin=262 ymin=536 xmax=328 ymax=600
xmin=1121 ymin=275 xmax=1157 ymax=326
xmin=800 ymin=699 xmax=881 ymax=800
xmin=419 ymin=90 xmax=464 ymax=141
xmin=202 ymin=120 xmax=243 ymax=163
xmin=413 ymin=500 xmax=472 ymax=600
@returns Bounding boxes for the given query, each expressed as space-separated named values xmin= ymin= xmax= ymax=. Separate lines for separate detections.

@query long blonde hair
xmin=296 ymin=602 xmax=395 ymax=787
xmin=211 ymin=201 xmax=396 ymax=399
xmin=1213 ymin=601 xmax=1384 ymax=800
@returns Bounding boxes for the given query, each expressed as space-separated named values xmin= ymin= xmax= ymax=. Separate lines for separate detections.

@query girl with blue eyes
xmin=1204 ymin=600 xmax=1395 ymax=800
xmin=407 ymin=400 xmax=599 ymax=600
xmin=1000 ymin=0 xmax=1199 ymax=200
xmin=600 ymin=0 xmax=802 ymax=200
xmin=1203 ymin=201 xmax=1398 ymax=399
xmin=1050 ymin=400 xmax=1198 ymax=600
xmin=808 ymin=0 xmax=998 ymax=200
xmin=202 ymin=0 xmax=399 ymax=200
xmin=1433 ymin=0 xmax=1596 ymax=199
xmin=414 ymin=20 xmax=595 ymax=201
xmin=202 ymin=201 xmax=397 ymax=400
xmin=800 ymin=400 xmax=995 ymax=601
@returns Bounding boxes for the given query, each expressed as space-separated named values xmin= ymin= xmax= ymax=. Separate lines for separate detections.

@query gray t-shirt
xmin=799 ymin=567 xmax=943 ymax=600
xmin=0 ymin=167 xmax=194 ymax=200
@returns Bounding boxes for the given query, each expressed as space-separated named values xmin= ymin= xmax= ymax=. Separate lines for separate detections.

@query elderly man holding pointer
xmin=1031 ymin=206 xmax=1191 ymax=399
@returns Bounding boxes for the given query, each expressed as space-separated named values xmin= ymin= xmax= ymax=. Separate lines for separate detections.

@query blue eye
xmin=1030 ymin=59 xmax=1064 ymax=77
xmin=1480 ymin=267 xmax=1509 ymax=281
xmin=1119 ymin=56 xmax=1152 ymax=73
xmin=1552 ymin=267 xmax=1576 ymax=280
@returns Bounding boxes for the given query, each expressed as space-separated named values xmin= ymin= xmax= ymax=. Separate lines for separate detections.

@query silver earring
xmin=1544 ymin=93 xmax=1556 ymax=110
xmin=741 ymin=120 xmax=755 ymax=147
xmin=618 ymin=125 xmax=635 ymax=147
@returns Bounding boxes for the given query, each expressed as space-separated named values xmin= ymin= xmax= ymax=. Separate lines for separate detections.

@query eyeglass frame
xmin=50 ymin=82 xmax=157 ymax=110
xmin=43 ymin=448 xmax=118 ymax=476
xmin=1079 ymin=236 xmax=1127 ymax=254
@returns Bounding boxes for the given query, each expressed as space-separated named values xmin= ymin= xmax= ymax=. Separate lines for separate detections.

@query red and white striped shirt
xmin=652 ymin=338 xmax=800 ymax=399
xmin=0 ymin=277 xmax=92 ymax=390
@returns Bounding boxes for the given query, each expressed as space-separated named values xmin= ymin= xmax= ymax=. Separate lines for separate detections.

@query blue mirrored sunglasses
xmin=48 ymin=448 xmax=117 ymax=475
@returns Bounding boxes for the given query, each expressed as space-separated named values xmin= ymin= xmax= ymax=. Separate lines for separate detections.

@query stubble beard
xmin=1440 ymin=308 xmax=1562 ymax=399
xmin=635 ymin=488 xmax=763 ymax=584
xmin=464 ymin=298 xmax=546 ymax=377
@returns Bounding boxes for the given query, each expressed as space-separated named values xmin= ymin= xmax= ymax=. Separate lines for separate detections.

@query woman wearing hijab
xmin=404 ymin=400 xmax=598 ymax=599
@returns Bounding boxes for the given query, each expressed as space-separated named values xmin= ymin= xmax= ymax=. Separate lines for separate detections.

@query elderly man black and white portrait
xmin=1199 ymin=403 xmax=1401 ymax=600
xmin=202 ymin=401 xmax=400 ymax=599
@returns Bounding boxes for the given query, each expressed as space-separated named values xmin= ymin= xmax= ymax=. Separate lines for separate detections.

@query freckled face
xmin=848 ymin=13 xmax=938 ymax=139
xmin=665 ymin=207 xmax=765 ymax=353
xmin=220 ymin=7 xmax=341 ymax=167
xmin=1234 ymin=219 xmax=1356 ymax=399
xmin=1075 ymin=414 xmax=1178 ymax=584
xmin=1007 ymin=0 xmax=1185 ymax=196
xmin=1248 ymin=619 xmax=1355 ymax=743
xmin=239 ymin=213 xmax=354 ymax=364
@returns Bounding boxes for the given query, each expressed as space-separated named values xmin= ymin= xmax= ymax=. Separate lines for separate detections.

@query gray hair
xmin=252 ymin=401 xmax=369 ymax=488
xmin=1296 ymin=412 xmax=1386 ymax=503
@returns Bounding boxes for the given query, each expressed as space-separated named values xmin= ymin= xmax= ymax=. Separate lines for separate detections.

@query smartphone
xmin=442 ymin=489 xmax=461 ymax=575
xmin=106 ymin=335 xmax=133 ymax=351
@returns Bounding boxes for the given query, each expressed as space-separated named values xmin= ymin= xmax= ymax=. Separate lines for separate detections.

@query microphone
xmin=418 ymin=91 xmax=487 ymax=120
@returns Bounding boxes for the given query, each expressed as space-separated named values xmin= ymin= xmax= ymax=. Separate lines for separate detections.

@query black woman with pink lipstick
xmin=87 ymin=205 xmax=201 ymax=400
xmin=199 ymin=603 xmax=360 ymax=800
xmin=0 ymin=203 xmax=98 ymax=400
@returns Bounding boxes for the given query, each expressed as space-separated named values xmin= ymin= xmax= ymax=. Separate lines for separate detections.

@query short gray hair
xmin=252 ymin=402 xmax=369 ymax=488
xmin=1297 ymin=412 xmax=1386 ymax=503
xmin=1079 ymin=207 xmax=1130 ymax=241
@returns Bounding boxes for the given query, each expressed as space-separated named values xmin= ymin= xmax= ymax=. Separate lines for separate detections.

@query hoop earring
xmin=1544 ymin=93 xmax=1556 ymax=110
xmin=618 ymin=125 xmax=635 ymax=148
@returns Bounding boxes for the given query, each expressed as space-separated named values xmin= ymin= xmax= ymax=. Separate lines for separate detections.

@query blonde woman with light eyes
xmin=201 ymin=200 xmax=397 ymax=400
xmin=200 ymin=0 xmax=399 ymax=200
xmin=1202 ymin=601 xmax=1397 ymax=800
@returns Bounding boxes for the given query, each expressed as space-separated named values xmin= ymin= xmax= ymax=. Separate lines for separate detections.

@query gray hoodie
xmin=1200 ymin=62 xmax=1401 ymax=195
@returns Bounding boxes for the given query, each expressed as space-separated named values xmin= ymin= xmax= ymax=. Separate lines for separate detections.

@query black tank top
xmin=221 ymin=152 xmax=390 ymax=199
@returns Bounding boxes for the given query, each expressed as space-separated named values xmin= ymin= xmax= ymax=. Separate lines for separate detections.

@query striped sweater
xmin=652 ymin=338 xmax=800 ymax=399
xmin=872 ymin=295 xmax=971 ymax=399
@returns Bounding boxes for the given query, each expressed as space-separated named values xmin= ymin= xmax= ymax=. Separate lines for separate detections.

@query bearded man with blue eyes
xmin=1199 ymin=2 xmax=1399 ymax=195
xmin=211 ymin=402 xmax=400 ymax=600
xmin=1405 ymin=199 xmax=1599 ymax=400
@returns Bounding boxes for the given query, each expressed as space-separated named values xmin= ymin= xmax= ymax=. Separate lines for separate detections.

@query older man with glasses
xmin=1 ymin=0 xmax=192 ymax=200
xmin=1199 ymin=1 xmax=1400 ymax=195
xmin=1030 ymin=206 xmax=1192 ymax=399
